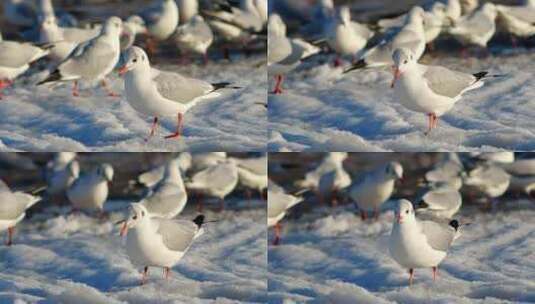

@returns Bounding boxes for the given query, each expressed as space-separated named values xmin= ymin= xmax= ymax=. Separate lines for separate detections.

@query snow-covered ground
xmin=267 ymin=199 xmax=535 ymax=303
xmin=0 ymin=56 xmax=267 ymax=152
xmin=268 ymin=49 xmax=535 ymax=152
xmin=0 ymin=200 xmax=267 ymax=303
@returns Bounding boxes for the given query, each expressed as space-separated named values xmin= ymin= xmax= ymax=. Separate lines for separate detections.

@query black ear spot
xmin=449 ymin=220 xmax=459 ymax=230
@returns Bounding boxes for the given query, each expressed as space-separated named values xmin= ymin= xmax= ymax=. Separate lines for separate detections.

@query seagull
xmin=424 ymin=153 xmax=464 ymax=190
xmin=121 ymin=15 xmax=147 ymax=51
xmin=390 ymin=47 xmax=493 ymax=135
xmin=325 ymin=6 xmax=373 ymax=67
xmin=46 ymin=152 xmax=80 ymax=196
xmin=119 ymin=46 xmax=239 ymax=140
xmin=463 ymin=163 xmax=510 ymax=207
xmin=447 ymin=3 xmax=498 ymax=49
xmin=496 ymin=0 xmax=535 ymax=40
xmin=137 ymin=153 xmax=192 ymax=189
xmin=389 ymin=199 xmax=462 ymax=286
xmin=204 ymin=0 xmax=264 ymax=33
xmin=415 ymin=185 xmax=462 ymax=219
xmin=344 ymin=6 xmax=426 ymax=73
xmin=184 ymin=160 xmax=239 ymax=211
xmin=120 ymin=203 xmax=205 ymax=285
xmin=140 ymin=0 xmax=179 ymax=41
xmin=0 ymin=181 xmax=41 ymax=246
xmin=177 ymin=0 xmax=199 ymax=24
xmin=0 ymin=32 xmax=51 ymax=98
xmin=295 ymin=152 xmax=348 ymax=190
xmin=173 ymin=15 xmax=214 ymax=64
xmin=318 ymin=160 xmax=351 ymax=206
xmin=268 ymin=182 xmax=304 ymax=245
xmin=349 ymin=161 xmax=403 ymax=220
xmin=37 ymin=16 xmax=123 ymax=97
xmin=67 ymin=163 xmax=114 ymax=216
xmin=231 ymin=155 xmax=268 ymax=200
xmin=139 ymin=158 xmax=188 ymax=219
xmin=268 ymin=14 xmax=320 ymax=94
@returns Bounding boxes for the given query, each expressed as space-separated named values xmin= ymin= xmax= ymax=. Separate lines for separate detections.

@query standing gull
xmin=121 ymin=203 xmax=205 ymax=285
xmin=268 ymin=14 xmax=320 ymax=94
xmin=390 ymin=48 xmax=492 ymax=135
xmin=139 ymin=0 xmax=179 ymax=52
xmin=173 ymin=15 xmax=214 ymax=64
xmin=121 ymin=16 xmax=147 ymax=51
xmin=119 ymin=46 xmax=238 ymax=140
xmin=67 ymin=163 xmax=114 ymax=216
xmin=268 ymin=182 xmax=304 ymax=245
xmin=344 ymin=6 xmax=425 ymax=73
xmin=389 ymin=199 xmax=462 ymax=286
xmin=137 ymin=153 xmax=192 ymax=189
xmin=349 ymin=161 xmax=403 ymax=220
xmin=0 ymin=182 xmax=41 ymax=246
xmin=37 ymin=16 xmax=123 ymax=97
xmin=447 ymin=3 xmax=498 ymax=50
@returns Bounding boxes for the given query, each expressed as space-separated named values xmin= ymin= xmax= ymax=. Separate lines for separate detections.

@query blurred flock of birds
xmin=0 ymin=0 xmax=267 ymax=139
xmin=268 ymin=152 xmax=535 ymax=284
xmin=0 ymin=152 xmax=267 ymax=284
xmin=268 ymin=0 xmax=535 ymax=133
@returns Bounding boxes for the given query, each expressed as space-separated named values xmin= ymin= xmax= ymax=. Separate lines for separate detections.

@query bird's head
xmin=391 ymin=48 xmax=415 ymax=88
xmin=119 ymin=203 xmax=149 ymax=236
xmin=118 ymin=46 xmax=150 ymax=76
xmin=395 ymin=199 xmax=415 ymax=224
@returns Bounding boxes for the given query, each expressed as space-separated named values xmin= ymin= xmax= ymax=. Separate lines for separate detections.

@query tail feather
xmin=343 ymin=59 xmax=367 ymax=74
xmin=37 ymin=70 xmax=61 ymax=85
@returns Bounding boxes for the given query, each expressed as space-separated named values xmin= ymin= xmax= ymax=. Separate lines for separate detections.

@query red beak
xmin=391 ymin=67 xmax=401 ymax=88
xmin=118 ymin=65 xmax=129 ymax=76
xmin=119 ymin=221 xmax=128 ymax=237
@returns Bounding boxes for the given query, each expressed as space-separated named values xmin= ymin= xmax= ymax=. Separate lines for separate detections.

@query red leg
xmin=0 ymin=79 xmax=13 ymax=99
xmin=72 ymin=81 xmax=79 ymax=97
xmin=360 ymin=210 xmax=367 ymax=221
xmin=163 ymin=267 xmax=171 ymax=280
xmin=432 ymin=266 xmax=438 ymax=281
xmin=145 ymin=117 xmax=159 ymax=142
xmin=272 ymin=75 xmax=284 ymax=94
xmin=273 ymin=223 xmax=281 ymax=245
xmin=425 ymin=113 xmax=433 ymax=135
xmin=196 ymin=193 xmax=204 ymax=213
xmin=333 ymin=57 xmax=342 ymax=67
xmin=165 ymin=113 xmax=184 ymax=139
xmin=141 ymin=266 xmax=149 ymax=285
xmin=203 ymin=53 xmax=209 ymax=65
xmin=6 ymin=227 xmax=14 ymax=246
xmin=409 ymin=268 xmax=414 ymax=286
xmin=101 ymin=79 xmax=120 ymax=97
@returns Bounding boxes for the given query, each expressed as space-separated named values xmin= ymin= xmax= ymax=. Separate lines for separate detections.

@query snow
xmin=0 ymin=200 xmax=267 ymax=303
xmin=0 ymin=56 xmax=267 ymax=152
xmin=268 ymin=49 xmax=535 ymax=152
xmin=267 ymin=200 xmax=535 ymax=303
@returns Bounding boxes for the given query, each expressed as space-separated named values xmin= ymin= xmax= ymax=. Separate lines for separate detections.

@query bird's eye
xmin=403 ymin=60 xmax=408 ymax=64
xmin=132 ymin=215 xmax=137 ymax=220
xmin=405 ymin=210 xmax=409 ymax=214
xmin=133 ymin=58 xmax=137 ymax=63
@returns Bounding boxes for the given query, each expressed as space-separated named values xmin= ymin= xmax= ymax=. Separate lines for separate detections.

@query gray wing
xmin=268 ymin=35 xmax=292 ymax=64
xmin=59 ymin=38 xmax=117 ymax=78
xmin=143 ymin=182 xmax=185 ymax=215
xmin=0 ymin=191 xmax=27 ymax=220
xmin=157 ymin=219 xmax=198 ymax=252
xmin=190 ymin=163 xmax=237 ymax=190
xmin=420 ymin=220 xmax=456 ymax=252
xmin=268 ymin=191 xmax=292 ymax=218
xmin=153 ymin=70 xmax=214 ymax=104
xmin=422 ymin=65 xmax=477 ymax=98
xmin=235 ymin=157 xmax=267 ymax=175
xmin=422 ymin=189 xmax=462 ymax=211
xmin=0 ymin=41 xmax=45 ymax=68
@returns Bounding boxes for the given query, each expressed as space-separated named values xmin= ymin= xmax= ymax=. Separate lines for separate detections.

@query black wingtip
xmin=449 ymin=219 xmax=460 ymax=231
xmin=473 ymin=72 xmax=488 ymax=81
xmin=37 ymin=70 xmax=61 ymax=86
xmin=193 ymin=215 xmax=205 ymax=228
xmin=343 ymin=59 xmax=366 ymax=74
xmin=211 ymin=82 xmax=242 ymax=91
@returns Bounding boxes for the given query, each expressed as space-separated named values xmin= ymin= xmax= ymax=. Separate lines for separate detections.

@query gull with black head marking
xmin=390 ymin=47 xmax=498 ymax=135
xmin=389 ymin=199 xmax=463 ymax=286
xmin=119 ymin=46 xmax=239 ymax=140
xmin=120 ymin=203 xmax=205 ymax=285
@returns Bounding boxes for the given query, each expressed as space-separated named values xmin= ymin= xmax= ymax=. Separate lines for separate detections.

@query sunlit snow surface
xmin=268 ymin=49 xmax=535 ymax=152
xmin=0 ymin=200 xmax=267 ymax=303
xmin=267 ymin=200 xmax=535 ymax=303
xmin=0 ymin=56 xmax=267 ymax=152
